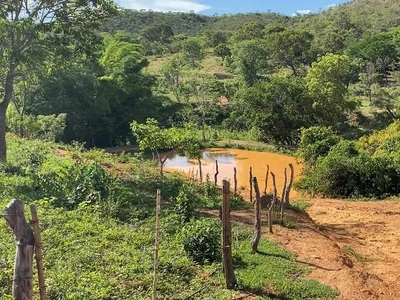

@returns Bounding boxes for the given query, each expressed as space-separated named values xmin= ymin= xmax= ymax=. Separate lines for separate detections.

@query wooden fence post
xmin=280 ymin=168 xmax=287 ymax=225
xmin=30 ymin=204 xmax=46 ymax=300
xmin=285 ymin=164 xmax=294 ymax=206
xmin=251 ymin=177 xmax=261 ymax=253
xmin=264 ymin=165 xmax=270 ymax=195
xmin=233 ymin=167 xmax=237 ymax=195
xmin=214 ymin=160 xmax=219 ymax=185
xmin=249 ymin=167 xmax=253 ymax=202
xmin=268 ymin=173 xmax=278 ymax=234
xmin=153 ymin=190 xmax=161 ymax=300
xmin=222 ymin=180 xmax=236 ymax=289
xmin=3 ymin=199 xmax=34 ymax=300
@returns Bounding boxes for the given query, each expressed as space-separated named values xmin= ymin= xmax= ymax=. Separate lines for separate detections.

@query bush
xmin=297 ymin=126 xmax=340 ymax=169
xmin=174 ymin=184 xmax=197 ymax=223
xmin=178 ymin=218 xmax=221 ymax=265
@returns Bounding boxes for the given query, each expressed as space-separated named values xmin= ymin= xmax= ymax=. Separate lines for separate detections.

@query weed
xmin=344 ymin=246 xmax=370 ymax=262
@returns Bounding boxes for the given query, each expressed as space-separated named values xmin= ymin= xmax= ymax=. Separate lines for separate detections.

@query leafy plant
xmin=178 ymin=218 xmax=221 ymax=265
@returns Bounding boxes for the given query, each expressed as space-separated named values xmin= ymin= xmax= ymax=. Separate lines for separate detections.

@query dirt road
xmin=218 ymin=198 xmax=400 ymax=300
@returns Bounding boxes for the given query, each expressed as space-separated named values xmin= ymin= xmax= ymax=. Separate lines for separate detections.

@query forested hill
xmin=102 ymin=10 xmax=287 ymax=36
xmin=103 ymin=0 xmax=400 ymax=37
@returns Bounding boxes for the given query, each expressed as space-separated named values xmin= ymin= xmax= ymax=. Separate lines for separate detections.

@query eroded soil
xmin=205 ymin=198 xmax=400 ymax=300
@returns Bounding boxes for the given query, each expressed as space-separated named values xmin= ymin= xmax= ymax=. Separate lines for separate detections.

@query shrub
xmin=173 ymin=183 xmax=198 ymax=222
xmin=178 ymin=218 xmax=221 ymax=265
xmin=297 ymin=126 xmax=340 ymax=169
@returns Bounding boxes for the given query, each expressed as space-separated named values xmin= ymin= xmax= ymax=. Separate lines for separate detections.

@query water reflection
xmin=164 ymin=148 xmax=302 ymax=198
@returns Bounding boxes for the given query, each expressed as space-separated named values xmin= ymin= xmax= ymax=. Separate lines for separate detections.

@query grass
xmin=343 ymin=246 xmax=370 ymax=262
xmin=289 ymin=201 xmax=312 ymax=213
xmin=0 ymin=135 xmax=336 ymax=299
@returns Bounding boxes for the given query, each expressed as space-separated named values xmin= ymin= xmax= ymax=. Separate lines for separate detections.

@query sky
xmin=116 ymin=0 xmax=352 ymax=16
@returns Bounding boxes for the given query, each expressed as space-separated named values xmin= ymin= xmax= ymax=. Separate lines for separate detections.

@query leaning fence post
xmin=251 ymin=177 xmax=261 ymax=253
xmin=30 ymin=204 xmax=46 ymax=300
xmin=3 ymin=199 xmax=34 ymax=300
xmin=222 ymin=180 xmax=236 ymax=289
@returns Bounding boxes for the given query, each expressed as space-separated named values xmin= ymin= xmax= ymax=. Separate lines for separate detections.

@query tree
xmin=230 ymin=40 xmax=269 ymax=86
xmin=159 ymin=58 xmax=186 ymax=102
xmin=180 ymin=37 xmax=205 ymax=68
xmin=214 ymin=44 xmax=231 ymax=61
xmin=204 ymin=30 xmax=228 ymax=47
xmin=230 ymin=21 xmax=265 ymax=43
xmin=347 ymin=32 xmax=399 ymax=83
xmin=0 ymin=0 xmax=116 ymax=162
xmin=183 ymin=72 xmax=224 ymax=141
xmin=140 ymin=24 xmax=174 ymax=44
xmin=265 ymin=29 xmax=313 ymax=76
xmin=131 ymin=119 xmax=202 ymax=176
xmin=237 ymin=75 xmax=314 ymax=146
xmin=305 ymin=53 xmax=354 ymax=126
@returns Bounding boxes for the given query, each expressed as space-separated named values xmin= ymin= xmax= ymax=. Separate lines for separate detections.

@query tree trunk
xmin=0 ymin=63 xmax=17 ymax=163
xmin=0 ymin=105 xmax=7 ymax=163
xmin=251 ymin=177 xmax=261 ymax=253
xmin=3 ymin=199 xmax=35 ymax=300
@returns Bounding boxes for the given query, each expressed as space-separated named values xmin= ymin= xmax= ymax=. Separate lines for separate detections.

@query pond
xmin=164 ymin=148 xmax=302 ymax=198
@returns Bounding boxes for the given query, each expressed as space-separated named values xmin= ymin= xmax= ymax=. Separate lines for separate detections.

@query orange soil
xmin=206 ymin=198 xmax=400 ymax=300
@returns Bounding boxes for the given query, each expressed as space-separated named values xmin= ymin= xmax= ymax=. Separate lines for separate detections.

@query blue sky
xmin=116 ymin=0 xmax=351 ymax=16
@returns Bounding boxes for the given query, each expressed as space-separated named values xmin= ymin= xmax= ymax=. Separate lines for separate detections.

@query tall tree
xmin=265 ymin=29 xmax=313 ymax=76
xmin=305 ymin=53 xmax=354 ymax=126
xmin=0 ymin=0 xmax=116 ymax=162
xmin=230 ymin=40 xmax=269 ymax=86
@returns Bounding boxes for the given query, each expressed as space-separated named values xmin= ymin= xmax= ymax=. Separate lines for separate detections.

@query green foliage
xmin=296 ymin=122 xmax=400 ymax=198
xmin=174 ymin=184 xmax=197 ymax=223
xmin=0 ymin=135 xmax=336 ymax=299
xmin=306 ymin=53 xmax=354 ymax=126
xmin=180 ymin=37 xmax=206 ymax=68
xmin=297 ymin=126 xmax=340 ymax=168
xmin=178 ymin=218 xmax=221 ymax=265
xmin=265 ymin=29 xmax=314 ymax=75
xmin=236 ymin=75 xmax=314 ymax=146
xmin=214 ymin=44 xmax=231 ymax=60
xmin=230 ymin=21 xmax=265 ymax=43
xmin=229 ymin=39 xmax=269 ymax=86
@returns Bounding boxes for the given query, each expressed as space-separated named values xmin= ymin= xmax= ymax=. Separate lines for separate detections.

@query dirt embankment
xmin=209 ymin=198 xmax=400 ymax=300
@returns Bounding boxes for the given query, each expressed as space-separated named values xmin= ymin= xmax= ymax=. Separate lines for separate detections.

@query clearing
xmin=207 ymin=198 xmax=400 ymax=299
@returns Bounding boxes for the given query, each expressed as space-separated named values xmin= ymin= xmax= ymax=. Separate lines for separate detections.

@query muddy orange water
xmin=164 ymin=148 xmax=302 ymax=198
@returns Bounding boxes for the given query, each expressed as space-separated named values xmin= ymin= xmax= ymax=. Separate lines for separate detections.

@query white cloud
xmin=292 ymin=9 xmax=312 ymax=16
xmin=116 ymin=0 xmax=211 ymax=13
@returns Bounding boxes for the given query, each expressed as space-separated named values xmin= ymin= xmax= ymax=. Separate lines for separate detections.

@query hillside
xmin=103 ymin=0 xmax=400 ymax=37
xmin=102 ymin=10 xmax=289 ymax=36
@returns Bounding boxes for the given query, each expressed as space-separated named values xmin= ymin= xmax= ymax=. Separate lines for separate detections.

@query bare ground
xmin=205 ymin=198 xmax=400 ymax=300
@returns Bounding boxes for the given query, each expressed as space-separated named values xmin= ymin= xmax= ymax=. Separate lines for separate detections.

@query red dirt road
xmin=217 ymin=198 xmax=400 ymax=300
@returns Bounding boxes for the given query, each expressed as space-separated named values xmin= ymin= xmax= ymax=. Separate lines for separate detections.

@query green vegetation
xmin=0 ymin=135 xmax=336 ymax=299
xmin=296 ymin=122 xmax=400 ymax=198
